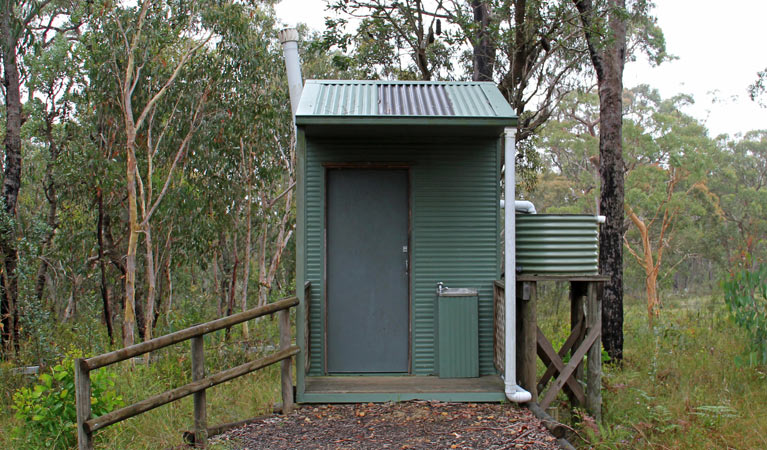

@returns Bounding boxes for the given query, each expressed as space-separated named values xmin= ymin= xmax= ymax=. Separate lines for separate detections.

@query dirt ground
xmin=210 ymin=401 xmax=562 ymax=450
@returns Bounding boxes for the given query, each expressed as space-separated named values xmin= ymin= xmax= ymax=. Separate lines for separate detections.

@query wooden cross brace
xmin=536 ymin=318 xmax=601 ymax=410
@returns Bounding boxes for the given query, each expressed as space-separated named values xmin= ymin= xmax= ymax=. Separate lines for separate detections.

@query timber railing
xmin=75 ymin=295 xmax=299 ymax=450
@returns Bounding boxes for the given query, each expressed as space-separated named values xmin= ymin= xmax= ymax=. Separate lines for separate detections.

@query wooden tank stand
xmin=495 ymin=275 xmax=607 ymax=419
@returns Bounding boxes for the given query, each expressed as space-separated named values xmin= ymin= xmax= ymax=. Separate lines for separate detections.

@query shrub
xmin=722 ymin=265 xmax=767 ymax=366
xmin=11 ymin=352 xmax=123 ymax=449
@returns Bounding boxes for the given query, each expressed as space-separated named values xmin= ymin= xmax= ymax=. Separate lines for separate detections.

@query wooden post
xmin=570 ymin=281 xmax=587 ymax=389
xmin=586 ymin=281 xmax=602 ymax=419
xmin=279 ymin=309 xmax=294 ymax=414
xmin=75 ymin=358 xmax=93 ymax=450
xmin=517 ymin=281 xmax=538 ymax=402
xmin=493 ymin=281 xmax=505 ymax=372
xmin=191 ymin=336 xmax=207 ymax=447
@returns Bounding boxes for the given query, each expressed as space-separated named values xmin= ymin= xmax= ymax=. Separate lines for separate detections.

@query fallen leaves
xmin=210 ymin=401 xmax=561 ymax=449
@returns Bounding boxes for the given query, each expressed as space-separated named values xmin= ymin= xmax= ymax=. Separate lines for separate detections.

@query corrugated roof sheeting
xmin=378 ymin=84 xmax=454 ymax=115
xmin=444 ymin=84 xmax=497 ymax=117
xmin=313 ymin=82 xmax=377 ymax=116
xmin=297 ymin=80 xmax=515 ymax=120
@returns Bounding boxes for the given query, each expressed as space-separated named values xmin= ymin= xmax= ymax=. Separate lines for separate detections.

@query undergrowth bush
xmin=11 ymin=351 xmax=123 ymax=449
xmin=722 ymin=264 xmax=767 ymax=366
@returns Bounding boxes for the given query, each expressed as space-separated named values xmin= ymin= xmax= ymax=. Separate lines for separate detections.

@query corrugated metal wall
xmin=304 ymin=136 xmax=500 ymax=376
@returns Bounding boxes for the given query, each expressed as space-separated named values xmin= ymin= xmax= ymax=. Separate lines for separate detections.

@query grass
xmin=97 ymin=363 xmax=281 ymax=449
xmin=538 ymin=287 xmax=767 ymax=449
xmin=0 ymin=318 xmax=285 ymax=449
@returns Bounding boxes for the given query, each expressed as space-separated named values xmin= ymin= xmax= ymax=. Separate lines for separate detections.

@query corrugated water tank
xmin=515 ymin=214 xmax=599 ymax=275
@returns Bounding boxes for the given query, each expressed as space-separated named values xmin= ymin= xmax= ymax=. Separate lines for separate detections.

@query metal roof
xmin=296 ymin=80 xmax=517 ymax=127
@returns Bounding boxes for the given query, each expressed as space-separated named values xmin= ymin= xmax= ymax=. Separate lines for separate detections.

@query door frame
xmin=322 ymin=162 xmax=412 ymax=375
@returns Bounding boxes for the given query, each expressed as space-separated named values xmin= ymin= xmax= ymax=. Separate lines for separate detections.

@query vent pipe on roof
xmin=278 ymin=28 xmax=303 ymax=123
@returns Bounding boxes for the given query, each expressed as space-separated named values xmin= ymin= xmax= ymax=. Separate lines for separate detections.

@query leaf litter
xmin=210 ymin=401 xmax=561 ymax=449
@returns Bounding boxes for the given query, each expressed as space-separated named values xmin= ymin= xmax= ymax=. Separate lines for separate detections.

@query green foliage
xmin=690 ymin=405 xmax=738 ymax=429
xmin=11 ymin=352 xmax=123 ymax=449
xmin=722 ymin=265 xmax=767 ymax=366
xmin=540 ymin=295 xmax=765 ymax=449
xmin=749 ymin=66 xmax=767 ymax=107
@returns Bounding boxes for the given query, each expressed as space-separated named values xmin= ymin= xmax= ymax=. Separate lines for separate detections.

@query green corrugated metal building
xmin=295 ymin=80 xmax=516 ymax=403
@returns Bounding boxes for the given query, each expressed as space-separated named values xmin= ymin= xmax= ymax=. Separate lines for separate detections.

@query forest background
xmin=0 ymin=0 xmax=765 ymax=449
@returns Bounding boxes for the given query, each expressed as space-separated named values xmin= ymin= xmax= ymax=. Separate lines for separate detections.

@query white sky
xmin=275 ymin=0 xmax=767 ymax=138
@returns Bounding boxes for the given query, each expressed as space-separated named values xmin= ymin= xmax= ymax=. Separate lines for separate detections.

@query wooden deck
xmin=300 ymin=375 xmax=507 ymax=403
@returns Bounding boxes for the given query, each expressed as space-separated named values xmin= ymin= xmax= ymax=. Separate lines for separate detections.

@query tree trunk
xmin=163 ymin=248 xmax=173 ymax=321
xmin=143 ymin=223 xmax=156 ymax=341
xmin=645 ymin=268 xmax=660 ymax=324
xmin=154 ymin=227 xmax=172 ymax=329
xmin=471 ymin=0 xmax=495 ymax=82
xmin=241 ymin=171 xmax=253 ymax=339
xmin=257 ymin=222 xmax=269 ymax=307
xmin=574 ymin=0 xmax=627 ymax=362
xmin=225 ymin=236 xmax=238 ymax=340
xmin=1 ymin=1 xmax=23 ymax=355
xmin=124 ymin=131 xmax=139 ymax=347
xmin=213 ymin=249 xmax=222 ymax=317
xmin=97 ymin=188 xmax=115 ymax=344
xmin=35 ymin=120 xmax=60 ymax=304
xmin=219 ymin=234 xmax=232 ymax=317
xmin=510 ymin=0 xmax=528 ymax=91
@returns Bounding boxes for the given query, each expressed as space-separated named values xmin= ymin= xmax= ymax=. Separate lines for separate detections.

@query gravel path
xmin=210 ymin=401 xmax=562 ymax=450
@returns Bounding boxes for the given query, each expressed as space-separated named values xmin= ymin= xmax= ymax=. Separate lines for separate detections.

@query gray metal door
xmin=326 ymin=169 xmax=409 ymax=373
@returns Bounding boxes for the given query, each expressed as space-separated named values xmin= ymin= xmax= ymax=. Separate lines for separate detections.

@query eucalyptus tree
xmin=82 ymin=0 xmax=286 ymax=345
xmin=0 ymin=0 xmax=84 ymax=356
xmin=711 ymin=131 xmax=767 ymax=267
xmin=532 ymin=86 xmax=719 ymax=324
xmin=749 ymin=67 xmax=767 ymax=107
xmin=621 ymin=87 xmax=717 ymax=324
xmin=571 ymin=0 xmax=669 ymax=360
xmin=527 ymin=89 xmax=601 ymax=214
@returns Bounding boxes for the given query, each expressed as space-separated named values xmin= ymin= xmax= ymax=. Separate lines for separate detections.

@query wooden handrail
xmin=76 ymin=295 xmax=299 ymax=450
xmin=86 ymin=346 xmax=299 ymax=433
xmin=85 ymin=296 xmax=298 ymax=370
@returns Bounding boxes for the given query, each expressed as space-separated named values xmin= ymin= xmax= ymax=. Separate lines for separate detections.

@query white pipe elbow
xmin=505 ymin=383 xmax=532 ymax=403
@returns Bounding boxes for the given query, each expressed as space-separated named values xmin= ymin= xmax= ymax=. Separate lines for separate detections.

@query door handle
xmin=403 ymin=245 xmax=408 ymax=273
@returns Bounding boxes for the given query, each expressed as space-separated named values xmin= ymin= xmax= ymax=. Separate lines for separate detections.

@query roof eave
xmin=296 ymin=116 xmax=518 ymax=127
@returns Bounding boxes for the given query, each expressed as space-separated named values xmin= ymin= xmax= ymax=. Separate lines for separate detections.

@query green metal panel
xmin=312 ymin=82 xmax=377 ymax=116
xmin=303 ymin=135 xmax=500 ymax=378
xmin=296 ymin=129 xmax=307 ymax=396
xmin=296 ymin=80 xmax=517 ymax=126
xmin=444 ymin=84 xmax=496 ymax=117
xmin=438 ymin=292 xmax=479 ymax=378
xmin=515 ymin=214 xmax=599 ymax=275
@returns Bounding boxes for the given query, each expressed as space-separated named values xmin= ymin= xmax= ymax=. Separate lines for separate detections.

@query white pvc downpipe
xmin=504 ymin=127 xmax=532 ymax=403
xmin=278 ymin=28 xmax=303 ymax=123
